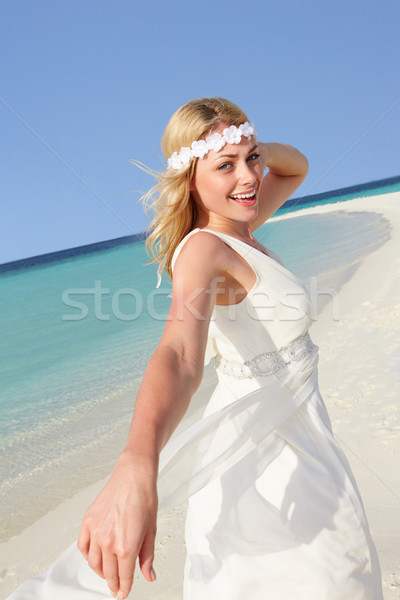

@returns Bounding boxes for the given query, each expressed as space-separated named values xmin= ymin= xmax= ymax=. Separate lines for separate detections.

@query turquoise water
xmin=0 ymin=188 xmax=395 ymax=540
xmin=1 ymin=244 xmax=168 ymax=434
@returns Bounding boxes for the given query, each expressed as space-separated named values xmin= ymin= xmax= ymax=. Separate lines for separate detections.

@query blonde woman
xmin=7 ymin=98 xmax=382 ymax=600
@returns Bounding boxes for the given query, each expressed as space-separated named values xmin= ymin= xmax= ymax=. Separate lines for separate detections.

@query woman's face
xmin=190 ymin=123 xmax=263 ymax=229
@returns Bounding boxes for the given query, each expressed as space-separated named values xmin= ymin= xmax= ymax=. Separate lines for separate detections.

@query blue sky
xmin=1 ymin=0 xmax=399 ymax=264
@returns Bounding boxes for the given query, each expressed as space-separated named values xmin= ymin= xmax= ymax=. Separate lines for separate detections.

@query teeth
xmin=231 ymin=191 xmax=255 ymax=199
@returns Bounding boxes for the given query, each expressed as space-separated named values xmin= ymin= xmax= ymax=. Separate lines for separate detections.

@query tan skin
xmin=77 ymin=125 xmax=308 ymax=599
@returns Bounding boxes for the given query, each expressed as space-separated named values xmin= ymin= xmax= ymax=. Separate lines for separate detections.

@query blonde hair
xmin=140 ymin=97 xmax=249 ymax=280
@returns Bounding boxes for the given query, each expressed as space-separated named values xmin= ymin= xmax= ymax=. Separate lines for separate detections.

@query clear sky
xmin=1 ymin=0 xmax=399 ymax=264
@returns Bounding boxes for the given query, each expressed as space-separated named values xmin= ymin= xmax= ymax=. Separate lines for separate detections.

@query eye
xmin=217 ymin=162 xmax=233 ymax=171
xmin=247 ymin=153 xmax=260 ymax=162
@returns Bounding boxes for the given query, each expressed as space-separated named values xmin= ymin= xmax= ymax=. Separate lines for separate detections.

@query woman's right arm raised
xmin=77 ymin=232 xmax=225 ymax=599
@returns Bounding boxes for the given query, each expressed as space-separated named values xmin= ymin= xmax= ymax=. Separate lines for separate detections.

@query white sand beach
xmin=1 ymin=192 xmax=399 ymax=600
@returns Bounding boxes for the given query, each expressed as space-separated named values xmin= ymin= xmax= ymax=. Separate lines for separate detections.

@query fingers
xmin=82 ymin=535 xmax=136 ymax=599
xmin=87 ymin=541 xmax=104 ymax=579
xmin=77 ymin=525 xmax=90 ymax=560
xmin=77 ymin=501 xmax=158 ymax=597
xmin=102 ymin=552 xmax=120 ymax=598
xmin=139 ymin=528 xmax=157 ymax=583
xmin=116 ymin=552 xmax=136 ymax=599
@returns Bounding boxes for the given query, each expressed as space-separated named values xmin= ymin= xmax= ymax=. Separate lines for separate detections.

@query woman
xmin=7 ymin=97 xmax=383 ymax=599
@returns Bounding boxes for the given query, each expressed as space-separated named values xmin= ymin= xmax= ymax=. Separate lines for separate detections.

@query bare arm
xmin=78 ymin=233 xmax=224 ymax=599
xmin=251 ymin=142 xmax=309 ymax=230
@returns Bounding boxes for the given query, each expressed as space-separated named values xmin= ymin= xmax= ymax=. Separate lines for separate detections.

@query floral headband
xmin=167 ymin=121 xmax=257 ymax=170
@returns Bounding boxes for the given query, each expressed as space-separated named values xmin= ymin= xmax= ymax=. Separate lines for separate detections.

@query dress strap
xmin=200 ymin=229 xmax=284 ymax=266
xmin=169 ymin=227 xmax=284 ymax=288
xmin=170 ymin=227 xmax=265 ymax=286
xmin=171 ymin=228 xmax=260 ymax=273
xmin=170 ymin=228 xmax=202 ymax=274
xmin=157 ymin=228 xmax=202 ymax=288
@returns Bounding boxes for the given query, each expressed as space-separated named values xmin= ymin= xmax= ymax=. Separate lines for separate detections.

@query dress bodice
xmin=171 ymin=228 xmax=314 ymax=366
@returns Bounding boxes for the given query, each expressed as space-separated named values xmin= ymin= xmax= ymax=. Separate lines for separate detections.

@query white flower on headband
xmin=191 ymin=139 xmax=208 ymax=159
xmin=223 ymin=125 xmax=242 ymax=145
xmin=167 ymin=121 xmax=257 ymax=170
xmin=179 ymin=147 xmax=192 ymax=165
xmin=239 ymin=122 xmax=255 ymax=139
xmin=168 ymin=151 xmax=183 ymax=169
xmin=205 ymin=133 xmax=226 ymax=152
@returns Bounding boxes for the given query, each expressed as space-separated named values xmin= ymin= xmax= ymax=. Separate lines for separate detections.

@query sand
xmin=1 ymin=192 xmax=399 ymax=599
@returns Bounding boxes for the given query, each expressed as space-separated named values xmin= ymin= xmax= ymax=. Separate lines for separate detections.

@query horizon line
xmin=2 ymin=173 xmax=400 ymax=274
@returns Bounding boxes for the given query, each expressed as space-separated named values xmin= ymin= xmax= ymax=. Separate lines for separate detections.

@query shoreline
xmin=3 ymin=199 xmax=390 ymax=544
xmin=1 ymin=192 xmax=399 ymax=599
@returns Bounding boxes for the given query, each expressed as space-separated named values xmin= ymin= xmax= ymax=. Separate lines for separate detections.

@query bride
xmin=7 ymin=97 xmax=383 ymax=600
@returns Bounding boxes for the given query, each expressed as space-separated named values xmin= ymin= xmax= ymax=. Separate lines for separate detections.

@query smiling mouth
xmin=229 ymin=190 xmax=257 ymax=203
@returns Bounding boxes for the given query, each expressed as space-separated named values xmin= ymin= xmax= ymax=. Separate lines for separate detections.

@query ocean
xmin=0 ymin=176 xmax=398 ymax=541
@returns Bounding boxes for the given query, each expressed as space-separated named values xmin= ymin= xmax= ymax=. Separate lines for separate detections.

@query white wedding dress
xmin=6 ymin=228 xmax=383 ymax=599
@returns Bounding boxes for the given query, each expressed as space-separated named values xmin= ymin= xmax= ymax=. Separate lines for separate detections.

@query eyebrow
xmin=212 ymin=144 xmax=258 ymax=163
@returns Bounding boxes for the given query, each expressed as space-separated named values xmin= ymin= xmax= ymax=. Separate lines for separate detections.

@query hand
xmin=77 ymin=451 xmax=158 ymax=599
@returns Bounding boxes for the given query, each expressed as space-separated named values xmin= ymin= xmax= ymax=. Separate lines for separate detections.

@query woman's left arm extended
xmin=251 ymin=142 xmax=309 ymax=230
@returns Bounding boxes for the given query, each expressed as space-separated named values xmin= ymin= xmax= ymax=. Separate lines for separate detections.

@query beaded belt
xmin=214 ymin=333 xmax=317 ymax=379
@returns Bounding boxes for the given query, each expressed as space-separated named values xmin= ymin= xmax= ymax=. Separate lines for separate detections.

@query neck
xmin=194 ymin=214 xmax=254 ymax=241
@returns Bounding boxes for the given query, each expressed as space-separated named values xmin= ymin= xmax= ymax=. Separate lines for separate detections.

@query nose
xmin=237 ymin=159 xmax=257 ymax=187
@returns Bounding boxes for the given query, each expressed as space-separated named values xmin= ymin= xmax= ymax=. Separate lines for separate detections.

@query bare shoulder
xmin=173 ymin=230 xmax=230 ymax=282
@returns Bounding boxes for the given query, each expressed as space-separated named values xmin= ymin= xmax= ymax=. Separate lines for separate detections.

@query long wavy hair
xmin=139 ymin=97 xmax=249 ymax=280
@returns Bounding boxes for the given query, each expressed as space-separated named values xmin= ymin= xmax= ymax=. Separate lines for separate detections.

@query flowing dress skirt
xmin=183 ymin=375 xmax=382 ymax=599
